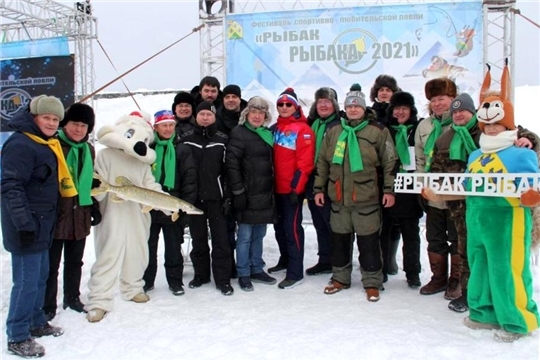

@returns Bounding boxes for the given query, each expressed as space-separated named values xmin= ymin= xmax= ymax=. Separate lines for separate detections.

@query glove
xmin=289 ymin=191 xmax=299 ymax=206
xmin=18 ymin=230 xmax=35 ymax=247
xmin=178 ymin=211 xmax=190 ymax=228
xmin=233 ymin=193 xmax=247 ymax=211
xmin=91 ymin=206 xmax=102 ymax=226
xmin=92 ymin=178 xmax=102 ymax=189
xmin=221 ymin=198 xmax=232 ymax=216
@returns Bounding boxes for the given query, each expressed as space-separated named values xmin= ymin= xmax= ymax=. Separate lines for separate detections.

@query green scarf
xmin=152 ymin=133 xmax=176 ymax=189
xmin=449 ymin=115 xmax=478 ymax=162
xmin=57 ymin=130 xmax=92 ymax=205
xmin=391 ymin=124 xmax=413 ymax=168
xmin=311 ymin=113 xmax=336 ymax=162
xmin=424 ymin=116 xmax=452 ymax=171
xmin=244 ymin=122 xmax=274 ymax=147
xmin=332 ymin=118 xmax=369 ymax=172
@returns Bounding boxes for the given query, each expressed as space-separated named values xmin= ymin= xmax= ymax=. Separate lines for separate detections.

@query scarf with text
xmin=449 ymin=115 xmax=478 ymax=162
xmin=332 ymin=118 xmax=369 ymax=172
xmin=391 ymin=124 xmax=413 ymax=169
xmin=311 ymin=113 xmax=336 ymax=162
xmin=424 ymin=116 xmax=452 ymax=171
xmin=152 ymin=133 xmax=176 ymax=189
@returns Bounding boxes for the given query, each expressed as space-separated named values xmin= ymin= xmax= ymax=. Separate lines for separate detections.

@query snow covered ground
xmin=1 ymin=87 xmax=539 ymax=359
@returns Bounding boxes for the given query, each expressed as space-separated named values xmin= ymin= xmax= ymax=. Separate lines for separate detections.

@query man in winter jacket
xmin=226 ymin=96 xmax=277 ymax=291
xmin=180 ymin=101 xmax=234 ymax=296
xmin=305 ymin=87 xmax=341 ymax=276
xmin=2 ymin=95 xmax=68 ymax=358
xmin=142 ymin=110 xmax=197 ymax=296
xmin=269 ymin=87 xmax=315 ymax=289
xmin=43 ymin=103 xmax=100 ymax=321
xmin=314 ymin=84 xmax=398 ymax=302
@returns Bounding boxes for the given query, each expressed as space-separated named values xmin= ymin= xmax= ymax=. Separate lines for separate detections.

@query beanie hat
xmin=370 ymin=75 xmax=400 ymax=102
xmin=277 ymin=87 xmax=299 ymax=108
xmin=344 ymin=83 xmax=366 ymax=109
xmin=60 ymin=103 xmax=95 ymax=133
xmin=29 ymin=95 xmax=64 ymax=120
xmin=450 ymin=93 xmax=476 ymax=116
xmin=153 ymin=110 xmax=177 ymax=126
xmin=309 ymin=87 xmax=340 ymax=119
xmin=196 ymin=101 xmax=216 ymax=116
xmin=239 ymin=96 xmax=272 ymax=125
xmin=222 ymin=84 xmax=242 ymax=98
xmin=424 ymin=77 xmax=457 ymax=100
xmin=171 ymin=91 xmax=195 ymax=114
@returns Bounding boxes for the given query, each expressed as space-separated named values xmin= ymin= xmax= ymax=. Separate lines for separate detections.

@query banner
xmin=225 ymin=1 xmax=483 ymax=110
xmin=0 ymin=37 xmax=70 ymax=60
xmin=0 ymin=55 xmax=75 ymax=132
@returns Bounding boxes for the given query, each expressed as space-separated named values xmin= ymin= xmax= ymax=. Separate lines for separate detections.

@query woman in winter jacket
xmin=43 ymin=103 xmax=100 ymax=320
xmin=226 ymin=96 xmax=278 ymax=291
xmin=2 ymin=95 xmax=69 ymax=358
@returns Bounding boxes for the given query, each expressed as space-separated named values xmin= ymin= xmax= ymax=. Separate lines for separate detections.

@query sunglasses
xmin=277 ymin=102 xmax=294 ymax=108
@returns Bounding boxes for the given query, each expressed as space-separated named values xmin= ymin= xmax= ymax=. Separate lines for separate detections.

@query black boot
xmin=63 ymin=298 xmax=86 ymax=313
xmin=448 ymin=289 xmax=468 ymax=312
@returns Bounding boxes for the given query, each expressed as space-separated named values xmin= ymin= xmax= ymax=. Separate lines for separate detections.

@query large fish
xmin=91 ymin=173 xmax=203 ymax=221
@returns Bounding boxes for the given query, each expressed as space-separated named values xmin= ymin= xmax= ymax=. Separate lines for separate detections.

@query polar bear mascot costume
xmin=86 ymin=111 xmax=164 ymax=323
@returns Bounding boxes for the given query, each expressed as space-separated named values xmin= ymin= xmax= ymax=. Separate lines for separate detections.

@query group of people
xmin=2 ymin=71 xmax=539 ymax=357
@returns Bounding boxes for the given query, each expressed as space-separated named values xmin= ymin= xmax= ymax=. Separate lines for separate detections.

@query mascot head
xmin=477 ymin=59 xmax=515 ymax=131
xmin=96 ymin=111 xmax=156 ymax=164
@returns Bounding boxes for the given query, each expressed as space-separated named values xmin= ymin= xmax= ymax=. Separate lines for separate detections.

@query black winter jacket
xmin=226 ymin=125 xmax=276 ymax=224
xmin=371 ymin=101 xmax=390 ymax=125
xmin=150 ymin=134 xmax=198 ymax=223
xmin=215 ymin=100 xmax=247 ymax=136
xmin=175 ymin=116 xmax=195 ymax=137
xmin=180 ymin=122 xmax=228 ymax=202
xmin=1 ymin=111 xmax=59 ymax=254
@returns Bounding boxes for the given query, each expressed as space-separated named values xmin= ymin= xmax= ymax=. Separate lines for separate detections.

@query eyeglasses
xmin=277 ymin=102 xmax=293 ymax=108
xmin=317 ymin=100 xmax=332 ymax=105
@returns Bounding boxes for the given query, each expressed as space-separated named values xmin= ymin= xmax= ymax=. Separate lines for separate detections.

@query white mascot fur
xmin=85 ymin=111 xmax=164 ymax=322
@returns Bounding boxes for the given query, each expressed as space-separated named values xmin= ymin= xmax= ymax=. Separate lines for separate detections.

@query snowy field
xmin=1 ymin=86 xmax=539 ymax=359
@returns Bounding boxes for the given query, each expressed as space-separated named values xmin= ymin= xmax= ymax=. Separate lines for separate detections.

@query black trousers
xmin=425 ymin=205 xmax=458 ymax=255
xmin=43 ymin=238 xmax=86 ymax=313
xmin=379 ymin=208 xmax=401 ymax=274
xmin=143 ymin=221 xmax=185 ymax=289
xmin=189 ymin=200 xmax=232 ymax=285
xmin=394 ymin=216 xmax=422 ymax=276
xmin=307 ymin=197 xmax=331 ymax=265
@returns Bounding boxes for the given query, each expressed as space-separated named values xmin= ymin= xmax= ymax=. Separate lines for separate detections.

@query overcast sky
xmin=84 ymin=0 xmax=539 ymax=93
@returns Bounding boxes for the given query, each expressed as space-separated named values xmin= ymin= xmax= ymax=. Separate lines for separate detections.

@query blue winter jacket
xmin=1 ymin=111 xmax=59 ymax=254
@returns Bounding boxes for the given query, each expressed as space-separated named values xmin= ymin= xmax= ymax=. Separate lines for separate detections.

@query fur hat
xmin=196 ymin=101 xmax=216 ymax=115
xmin=370 ymin=75 xmax=400 ymax=102
xmin=29 ymin=95 xmax=64 ymax=120
xmin=344 ymin=83 xmax=366 ymax=109
xmin=277 ymin=87 xmax=299 ymax=108
xmin=309 ymin=87 xmax=340 ymax=119
xmin=171 ymin=91 xmax=195 ymax=114
xmin=477 ymin=62 xmax=515 ymax=131
xmin=61 ymin=103 xmax=95 ymax=133
xmin=387 ymin=91 xmax=418 ymax=122
xmin=222 ymin=84 xmax=242 ymax=98
xmin=239 ymin=96 xmax=272 ymax=126
xmin=424 ymin=77 xmax=457 ymax=100
xmin=450 ymin=93 xmax=476 ymax=116
xmin=153 ymin=110 xmax=176 ymax=126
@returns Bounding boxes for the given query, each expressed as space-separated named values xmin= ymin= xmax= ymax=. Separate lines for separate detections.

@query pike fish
xmin=91 ymin=173 xmax=203 ymax=221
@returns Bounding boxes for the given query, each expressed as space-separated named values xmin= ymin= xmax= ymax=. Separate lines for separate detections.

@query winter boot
xmin=63 ymin=297 xmax=86 ymax=313
xmin=8 ymin=338 xmax=45 ymax=358
xmin=386 ymin=239 xmax=400 ymax=275
xmin=420 ymin=252 xmax=448 ymax=295
xmin=30 ymin=323 xmax=64 ymax=338
xmin=444 ymin=254 xmax=462 ymax=300
xmin=448 ymin=289 xmax=468 ymax=313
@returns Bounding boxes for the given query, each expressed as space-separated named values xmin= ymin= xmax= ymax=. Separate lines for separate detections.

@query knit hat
xmin=239 ymin=96 xmax=272 ymax=125
xmin=61 ymin=102 xmax=95 ymax=133
xmin=29 ymin=95 xmax=64 ymax=120
xmin=388 ymin=91 xmax=418 ymax=119
xmin=344 ymin=83 xmax=366 ymax=109
xmin=277 ymin=87 xmax=299 ymax=108
xmin=424 ymin=77 xmax=457 ymax=100
xmin=171 ymin=91 xmax=195 ymax=114
xmin=370 ymin=75 xmax=400 ymax=102
xmin=309 ymin=87 xmax=340 ymax=119
xmin=196 ymin=101 xmax=216 ymax=115
xmin=153 ymin=110 xmax=177 ymax=126
xmin=450 ymin=93 xmax=476 ymax=116
xmin=222 ymin=84 xmax=241 ymax=98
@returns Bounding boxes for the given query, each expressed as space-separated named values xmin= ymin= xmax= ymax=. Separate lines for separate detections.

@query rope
xmin=80 ymin=24 xmax=205 ymax=103
xmin=96 ymin=39 xmax=141 ymax=110
xmin=511 ymin=8 xmax=540 ymax=30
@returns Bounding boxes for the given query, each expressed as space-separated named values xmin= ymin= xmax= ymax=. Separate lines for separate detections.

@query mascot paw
xmin=421 ymin=187 xmax=438 ymax=202
xmin=520 ymin=189 xmax=540 ymax=207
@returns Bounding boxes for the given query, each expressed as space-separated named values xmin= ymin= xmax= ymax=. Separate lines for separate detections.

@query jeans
xmin=6 ymin=250 xmax=49 ymax=342
xmin=236 ymin=223 xmax=267 ymax=277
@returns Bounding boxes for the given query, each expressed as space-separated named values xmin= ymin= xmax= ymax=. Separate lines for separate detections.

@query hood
xmin=277 ymin=106 xmax=307 ymax=126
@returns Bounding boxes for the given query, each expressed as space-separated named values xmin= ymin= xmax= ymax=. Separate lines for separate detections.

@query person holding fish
xmin=142 ymin=110 xmax=197 ymax=297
